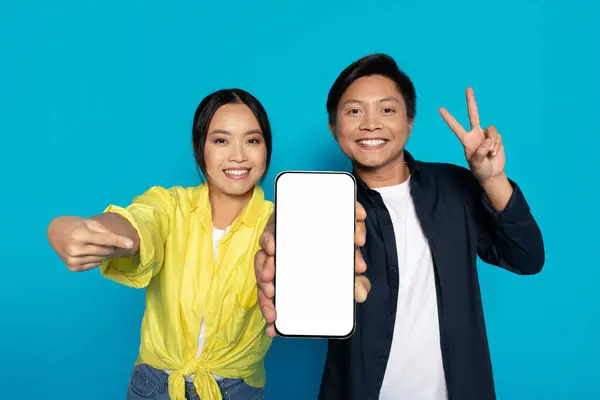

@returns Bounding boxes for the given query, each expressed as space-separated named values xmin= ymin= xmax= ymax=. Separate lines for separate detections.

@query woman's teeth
xmin=224 ymin=169 xmax=249 ymax=176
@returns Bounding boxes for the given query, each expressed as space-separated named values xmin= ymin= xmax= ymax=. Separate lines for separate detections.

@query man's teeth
xmin=224 ymin=169 xmax=249 ymax=176
xmin=358 ymin=139 xmax=386 ymax=147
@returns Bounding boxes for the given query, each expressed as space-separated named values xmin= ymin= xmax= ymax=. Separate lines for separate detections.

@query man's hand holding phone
xmin=254 ymin=201 xmax=371 ymax=338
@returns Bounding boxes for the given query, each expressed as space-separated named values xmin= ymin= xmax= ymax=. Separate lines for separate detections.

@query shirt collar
xmin=352 ymin=149 xmax=421 ymax=193
xmin=191 ymin=182 xmax=266 ymax=232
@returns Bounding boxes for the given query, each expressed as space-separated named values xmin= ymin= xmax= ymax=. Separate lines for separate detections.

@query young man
xmin=254 ymin=53 xmax=545 ymax=400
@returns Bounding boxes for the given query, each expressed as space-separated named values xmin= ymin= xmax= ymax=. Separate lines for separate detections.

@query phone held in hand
xmin=273 ymin=171 xmax=356 ymax=339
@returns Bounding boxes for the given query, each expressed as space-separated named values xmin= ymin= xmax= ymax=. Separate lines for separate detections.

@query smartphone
xmin=273 ymin=171 xmax=357 ymax=339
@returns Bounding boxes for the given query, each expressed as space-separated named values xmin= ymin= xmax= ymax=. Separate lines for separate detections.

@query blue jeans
xmin=126 ymin=364 xmax=264 ymax=400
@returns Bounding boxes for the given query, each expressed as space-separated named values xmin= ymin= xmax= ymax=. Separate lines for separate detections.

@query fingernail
xmin=124 ymin=239 xmax=133 ymax=248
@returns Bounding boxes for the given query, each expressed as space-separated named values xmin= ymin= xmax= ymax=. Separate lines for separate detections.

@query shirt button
xmin=384 ymin=220 xmax=390 ymax=225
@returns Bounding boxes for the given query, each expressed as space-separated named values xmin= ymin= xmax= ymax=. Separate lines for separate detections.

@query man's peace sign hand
xmin=439 ymin=88 xmax=506 ymax=182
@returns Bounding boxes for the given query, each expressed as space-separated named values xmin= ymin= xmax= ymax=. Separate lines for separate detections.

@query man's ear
xmin=407 ymin=119 xmax=414 ymax=137
xmin=329 ymin=123 xmax=337 ymax=140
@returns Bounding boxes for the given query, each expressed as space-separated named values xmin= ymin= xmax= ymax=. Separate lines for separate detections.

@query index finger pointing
xmin=84 ymin=231 xmax=133 ymax=250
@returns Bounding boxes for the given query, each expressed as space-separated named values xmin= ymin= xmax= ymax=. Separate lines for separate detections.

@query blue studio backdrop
xmin=1 ymin=0 xmax=598 ymax=399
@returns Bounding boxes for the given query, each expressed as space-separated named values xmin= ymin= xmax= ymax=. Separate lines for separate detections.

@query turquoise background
xmin=1 ymin=0 xmax=598 ymax=398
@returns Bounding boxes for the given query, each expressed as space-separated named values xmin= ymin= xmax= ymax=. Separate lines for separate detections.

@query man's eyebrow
xmin=340 ymin=97 xmax=402 ymax=107
xmin=378 ymin=97 xmax=401 ymax=104
xmin=340 ymin=99 xmax=363 ymax=107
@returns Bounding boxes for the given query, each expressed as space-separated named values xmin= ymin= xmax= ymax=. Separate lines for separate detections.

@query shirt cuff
xmin=481 ymin=179 xmax=531 ymax=223
xmin=98 ymin=204 xmax=160 ymax=288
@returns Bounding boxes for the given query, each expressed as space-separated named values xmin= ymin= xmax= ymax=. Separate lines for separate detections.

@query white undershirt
xmin=165 ymin=225 xmax=229 ymax=382
xmin=375 ymin=176 xmax=448 ymax=400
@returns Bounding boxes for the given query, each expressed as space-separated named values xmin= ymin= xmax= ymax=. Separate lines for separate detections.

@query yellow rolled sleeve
xmin=99 ymin=186 xmax=173 ymax=288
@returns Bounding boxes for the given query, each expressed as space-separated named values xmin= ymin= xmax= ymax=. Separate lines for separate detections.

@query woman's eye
xmin=248 ymin=138 xmax=261 ymax=144
xmin=214 ymin=139 xmax=226 ymax=144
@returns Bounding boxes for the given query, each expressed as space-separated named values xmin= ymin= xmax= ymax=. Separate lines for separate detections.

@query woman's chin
xmin=212 ymin=176 xmax=259 ymax=197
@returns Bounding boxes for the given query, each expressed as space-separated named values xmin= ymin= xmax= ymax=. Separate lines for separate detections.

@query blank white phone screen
xmin=274 ymin=171 xmax=356 ymax=338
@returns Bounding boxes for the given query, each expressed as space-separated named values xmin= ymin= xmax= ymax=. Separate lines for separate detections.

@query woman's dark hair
xmin=326 ymin=53 xmax=417 ymax=125
xmin=192 ymin=88 xmax=272 ymax=182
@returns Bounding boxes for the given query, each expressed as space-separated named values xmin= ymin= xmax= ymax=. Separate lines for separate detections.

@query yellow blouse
xmin=99 ymin=183 xmax=273 ymax=400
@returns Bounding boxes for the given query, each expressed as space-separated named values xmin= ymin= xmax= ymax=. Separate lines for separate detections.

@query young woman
xmin=47 ymin=89 xmax=274 ymax=400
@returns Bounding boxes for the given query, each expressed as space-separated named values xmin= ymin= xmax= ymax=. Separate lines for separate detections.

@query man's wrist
xmin=479 ymin=173 xmax=513 ymax=211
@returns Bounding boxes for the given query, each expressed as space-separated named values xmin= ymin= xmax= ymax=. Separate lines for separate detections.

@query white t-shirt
xmin=375 ymin=177 xmax=448 ymax=400
xmin=166 ymin=225 xmax=229 ymax=382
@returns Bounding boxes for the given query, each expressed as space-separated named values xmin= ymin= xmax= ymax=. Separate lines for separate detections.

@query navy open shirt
xmin=318 ymin=151 xmax=545 ymax=400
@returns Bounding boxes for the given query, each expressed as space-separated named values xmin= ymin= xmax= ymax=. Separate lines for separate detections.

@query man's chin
xmin=352 ymin=159 xmax=390 ymax=171
xmin=350 ymin=152 xmax=405 ymax=172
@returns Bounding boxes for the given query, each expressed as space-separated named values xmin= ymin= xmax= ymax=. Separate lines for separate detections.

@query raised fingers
xmin=466 ymin=88 xmax=480 ymax=129
xmin=439 ymin=107 xmax=468 ymax=143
